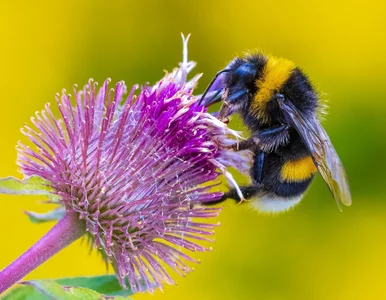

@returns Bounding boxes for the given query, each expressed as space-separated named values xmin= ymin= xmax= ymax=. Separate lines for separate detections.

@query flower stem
xmin=0 ymin=212 xmax=86 ymax=294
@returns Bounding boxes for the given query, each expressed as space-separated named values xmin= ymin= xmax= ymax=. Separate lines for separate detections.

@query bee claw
xmin=237 ymin=197 xmax=247 ymax=205
xmin=224 ymin=143 xmax=239 ymax=151
xmin=220 ymin=116 xmax=229 ymax=124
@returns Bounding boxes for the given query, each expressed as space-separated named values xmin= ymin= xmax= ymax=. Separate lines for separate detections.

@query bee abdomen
xmin=250 ymin=192 xmax=304 ymax=213
xmin=249 ymin=179 xmax=314 ymax=213
xmin=280 ymin=155 xmax=317 ymax=182
xmin=270 ymin=155 xmax=317 ymax=197
xmin=273 ymin=177 xmax=314 ymax=197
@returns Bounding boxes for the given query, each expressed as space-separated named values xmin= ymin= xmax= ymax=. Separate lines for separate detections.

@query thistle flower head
xmin=16 ymin=36 xmax=251 ymax=292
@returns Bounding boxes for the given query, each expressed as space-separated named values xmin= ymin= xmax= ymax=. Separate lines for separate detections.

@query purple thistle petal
xmin=16 ymin=36 xmax=252 ymax=293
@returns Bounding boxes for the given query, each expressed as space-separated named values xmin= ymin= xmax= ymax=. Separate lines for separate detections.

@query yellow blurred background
xmin=1 ymin=0 xmax=386 ymax=299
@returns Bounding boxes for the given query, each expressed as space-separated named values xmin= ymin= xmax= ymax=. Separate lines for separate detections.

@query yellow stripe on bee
xmin=252 ymin=56 xmax=296 ymax=122
xmin=281 ymin=156 xmax=317 ymax=183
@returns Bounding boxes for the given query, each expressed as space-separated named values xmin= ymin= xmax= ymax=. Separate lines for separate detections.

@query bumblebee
xmin=199 ymin=52 xmax=351 ymax=213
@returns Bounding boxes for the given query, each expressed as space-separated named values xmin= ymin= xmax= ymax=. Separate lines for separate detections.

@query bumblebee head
xmin=224 ymin=63 xmax=257 ymax=109
xmin=199 ymin=55 xmax=265 ymax=117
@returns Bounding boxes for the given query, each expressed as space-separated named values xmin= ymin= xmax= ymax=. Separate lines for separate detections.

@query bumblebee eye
xmin=234 ymin=64 xmax=257 ymax=83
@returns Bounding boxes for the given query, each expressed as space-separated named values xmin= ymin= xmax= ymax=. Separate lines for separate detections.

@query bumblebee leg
xmin=253 ymin=150 xmax=265 ymax=184
xmin=204 ymin=185 xmax=261 ymax=205
xmin=229 ymin=125 xmax=289 ymax=152
xmin=254 ymin=124 xmax=290 ymax=151
xmin=258 ymin=124 xmax=289 ymax=137
xmin=229 ymin=138 xmax=259 ymax=151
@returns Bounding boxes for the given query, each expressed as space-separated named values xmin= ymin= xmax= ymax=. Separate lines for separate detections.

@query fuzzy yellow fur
xmin=251 ymin=56 xmax=295 ymax=123
xmin=281 ymin=156 xmax=317 ymax=182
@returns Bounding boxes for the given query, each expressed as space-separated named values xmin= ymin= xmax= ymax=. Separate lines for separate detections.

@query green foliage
xmin=0 ymin=176 xmax=50 ymax=196
xmin=1 ymin=275 xmax=134 ymax=300
xmin=25 ymin=207 xmax=66 ymax=223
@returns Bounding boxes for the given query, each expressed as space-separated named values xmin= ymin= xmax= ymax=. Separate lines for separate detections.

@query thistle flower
xmin=0 ymin=35 xmax=251 ymax=294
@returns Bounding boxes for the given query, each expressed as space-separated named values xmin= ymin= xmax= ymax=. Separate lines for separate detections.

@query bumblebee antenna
xmin=198 ymin=69 xmax=231 ymax=106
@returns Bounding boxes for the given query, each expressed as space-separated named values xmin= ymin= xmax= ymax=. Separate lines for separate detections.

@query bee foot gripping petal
xmin=209 ymin=159 xmax=246 ymax=202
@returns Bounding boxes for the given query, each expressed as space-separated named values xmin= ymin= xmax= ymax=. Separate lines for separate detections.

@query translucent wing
xmin=278 ymin=98 xmax=352 ymax=209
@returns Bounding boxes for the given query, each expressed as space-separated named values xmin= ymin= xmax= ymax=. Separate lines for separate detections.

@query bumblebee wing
xmin=278 ymin=98 xmax=352 ymax=209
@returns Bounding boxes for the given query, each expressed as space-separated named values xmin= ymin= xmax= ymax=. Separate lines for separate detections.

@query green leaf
xmin=55 ymin=275 xmax=134 ymax=296
xmin=0 ymin=284 xmax=37 ymax=300
xmin=25 ymin=207 xmax=66 ymax=223
xmin=1 ymin=275 xmax=134 ymax=300
xmin=0 ymin=176 xmax=51 ymax=196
